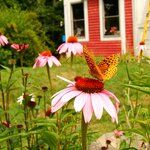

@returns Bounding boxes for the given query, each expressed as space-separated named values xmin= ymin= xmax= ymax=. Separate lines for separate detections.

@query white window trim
xmin=99 ymin=0 xmax=121 ymax=41
xmin=99 ymin=0 xmax=126 ymax=54
xmin=63 ymin=0 xmax=89 ymax=42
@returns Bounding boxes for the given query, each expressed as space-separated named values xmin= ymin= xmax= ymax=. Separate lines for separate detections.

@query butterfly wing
xmin=83 ymin=46 xmax=104 ymax=80
xmin=98 ymin=54 xmax=119 ymax=80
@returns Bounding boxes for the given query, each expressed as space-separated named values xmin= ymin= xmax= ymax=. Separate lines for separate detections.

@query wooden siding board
xmin=81 ymin=0 xmax=133 ymax=55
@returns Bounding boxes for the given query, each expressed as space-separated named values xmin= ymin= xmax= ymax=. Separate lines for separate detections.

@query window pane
xmin=72 ymin=3 xmax=85 ymax=38
xmin=104 ymin=17 xmax=120 ymax=35
xmin=72 ymin=3 xmax=84 ymax=19
xmin=104 ymin=0 xmax=119 ymax=16
xmin=103 ymin=0 xmax=120 ymax=36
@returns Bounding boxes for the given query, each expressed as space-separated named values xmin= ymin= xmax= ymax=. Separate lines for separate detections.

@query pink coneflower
xmin=51 ymin=76 xmax=119 ymax=123
xmin=57 ymin=36 xmax=83 ymax=57
xmin=114 ymin=130 xmax=124 ymax=138
xmin=0 ymin=33 xmax=8 ymax=46
xmin=11 ymin=43 xmax=29 ymax=52
xmin=137 ymin=41 xmax=146 ymax=51
xmin=33 ymin=50 xmax=61 ymax=68
xmin=2 ymin=121 xmax=11 ymax=128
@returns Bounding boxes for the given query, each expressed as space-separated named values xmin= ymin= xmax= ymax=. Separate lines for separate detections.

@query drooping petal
xmin=74 ymin=92 xmax=86 ymax=112
xmin=91 ymin=93 xmax=103 ymax=119
xmin=102 ymin=90 xmax=120 ymax=113
xmin=57 ymin=75 xmax=75 ymax=84
xmin=60 ymin=90 xmax=82 ymax=103
xmin=51 ymin=100 xmax=66 ymax=112
xmin=48 ymin=58 xmax=53 ymax=67
xmin=66 ymin=51 xmax=71 ymax=58
xmin=17 ymin=95 xmax=23 ymax=104
xmin=57 ymin=43 xmax=64 ymax=51
xmin=101 ymin=90 xmax=120 ymax=103
xmin=0 ymin=38 xmax=4 ymax=46
xmin=83 ymin=94 xmax=93 ymax=123
xmin=74 ymin=43 xmax=83 ymax=54
xmin=69 ymin=44 xmax=76 ymax=55
xmin=11 ymin=44 xmax=19 ymax=50
xmin=100 ymin=93 xmax=118 ymax=123
xmin=51 ymin=56 xmax=61 ymax=66
xmin=51 ymin=87 xmax=75 ymax=106
xmin=33 ymin=56 xmax=47 ymax=68
xmin=1 ymin=35 xmax=8 ymax=44
xmin=58 ymin=43 xmax=69 ymax=53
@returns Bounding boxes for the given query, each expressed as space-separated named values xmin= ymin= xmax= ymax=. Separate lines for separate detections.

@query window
xmin=101 ymin=0 xmax=120 ymax=39
xmin=71 ymin=2 xmax=85 ymax=39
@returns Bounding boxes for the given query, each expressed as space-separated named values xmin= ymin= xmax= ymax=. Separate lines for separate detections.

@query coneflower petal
xmin=83 ymin=94 xmax=93 ymax=123
xmin=91 ymin=93 xmax=103 ymax=119
xmin=74 ymin=92 xmax=86 ymax=112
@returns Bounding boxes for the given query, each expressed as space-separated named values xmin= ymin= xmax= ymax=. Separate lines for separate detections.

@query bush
xmin=0 ymin=8 xmax=47 ymax=66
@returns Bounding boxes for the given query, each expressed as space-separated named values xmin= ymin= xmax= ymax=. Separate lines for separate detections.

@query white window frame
xmin=64 ymin=0 xmax=89 ymax=42
xmin=99 ymin=0 xmax=122 ymax=41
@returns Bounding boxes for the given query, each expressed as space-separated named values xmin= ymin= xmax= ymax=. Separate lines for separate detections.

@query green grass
xmin=1 ymin=55 xmax=150 ymax=144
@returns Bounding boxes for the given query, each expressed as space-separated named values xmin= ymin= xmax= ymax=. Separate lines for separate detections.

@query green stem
xmin=71 ymin=52 xmax=73 ymax=67
xmin=43 ymin=92 xmax=46 ymax=118
xmin=20 ymin=53 xmax=25 ymax=86
xmin=46 ymin=64 xmax=52 ymax=90
xmin=5 ymin=64 xmax=14 ymax=122
xmin=81 ymin=113 xmax=88 ymax=150
xmin=56 ymin=112 xmax=61 ymax=150
xmin=0 ymin=71 xmax=6 ymax=120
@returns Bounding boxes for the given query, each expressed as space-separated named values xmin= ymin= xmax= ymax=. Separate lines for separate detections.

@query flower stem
xmin=46 ymin=64 xmax=52 ymax=90
xmin=20 ymin=53 xmax=25 ymax=86
xmin=43 ymin=92 xmax=46 ymax=118
xmin=0 ymin=71 xmax=6 ymax=120
xmin=71 ymin=52 xmax=73 ymax=67
xmin=81 ymin=113 xmax=88 ymax=150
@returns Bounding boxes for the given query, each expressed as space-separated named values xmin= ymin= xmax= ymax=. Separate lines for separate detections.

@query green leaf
xmin=61 ymin=122 xmax=78 ymax=133
xmin=123 ymin=84 xmax=150 ymax=94
xmin=60 ymin=108 xmax=76 ymax=121
xmin=0 ymin=65 xmax=11 ymax=72
xmin=40 ymin=131 xmax=58 ymax=149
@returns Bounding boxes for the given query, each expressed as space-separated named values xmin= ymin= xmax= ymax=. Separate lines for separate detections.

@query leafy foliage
xmin=0 ymin=0 xmax=64 ymax=66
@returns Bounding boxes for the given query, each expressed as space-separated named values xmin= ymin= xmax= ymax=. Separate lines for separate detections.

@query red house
xmin=63 ymin=0 xmax=150 ymax=56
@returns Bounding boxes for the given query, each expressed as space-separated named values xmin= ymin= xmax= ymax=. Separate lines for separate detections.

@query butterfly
xmin=83 ymin=46 xmax=119 ymax=81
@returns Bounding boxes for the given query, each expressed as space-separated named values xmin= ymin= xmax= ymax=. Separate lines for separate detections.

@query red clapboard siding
xmin=125 ymin=0 xmax=134 ymax=53
xmin=81 ymin=0 xmax=133 ymax=56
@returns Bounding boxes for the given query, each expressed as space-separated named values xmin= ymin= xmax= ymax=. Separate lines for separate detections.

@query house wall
xmin=82 ymin=0 xmax=134 ymax=56
xmin=133 ymin=0 xmax=150 ymax=56
xmin=125 ymin=0 xmax=134 ymax=54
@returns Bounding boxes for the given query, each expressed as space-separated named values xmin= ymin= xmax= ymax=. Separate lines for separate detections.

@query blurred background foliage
xmin=0 ymin=0 xmax=64 ymax=66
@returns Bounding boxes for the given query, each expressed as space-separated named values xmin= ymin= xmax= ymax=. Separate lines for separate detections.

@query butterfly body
xmin=83 ymin=46 xmax=119 ymax=81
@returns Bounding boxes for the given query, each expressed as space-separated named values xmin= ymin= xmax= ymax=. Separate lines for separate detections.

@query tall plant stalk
xmin=46 ymin=64 xmax=52 ymax=90
xmin=70 ymin=52 xmax=74 ymax=67
xmin=5 ymin=64 xmax=14 ymax=123
xmin=81 ymin=113 xmax=88 ymax=150
xmin=0 ymin=71 xmax=6 ymax=120
xmin=20 ymin=53 xmax=24 ymax=86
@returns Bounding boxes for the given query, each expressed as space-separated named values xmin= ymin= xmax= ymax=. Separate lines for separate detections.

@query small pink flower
xmin=114 ymin=130 xmax=124 ymax=138
xmin=137 ymin=41 xmax=146 ymax=51
xmin=57 ymin=36 xmax=83 ymax=57
xmin=11 ymin=43 xmax=29 ymax=52
xmin=33 ymin=50 xmax=61 ymax=68
xmin=0 ymin=33 xmax=8 ymax=46
xmin=51 ymin=76 xmax=120 ymax=123
xmin=2 ymin=121 xmax=11 ymax=128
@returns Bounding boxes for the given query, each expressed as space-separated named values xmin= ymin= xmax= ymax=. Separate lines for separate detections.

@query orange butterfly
xmin=83 ymin=46 xmax=119 ymax=81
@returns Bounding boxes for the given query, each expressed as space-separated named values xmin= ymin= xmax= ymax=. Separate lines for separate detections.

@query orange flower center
xmin=40 ymin=50 xmax=52 ymax=57
xmin=140 ymin=41 xmax=145 ymax=45
xmin=67 ymin=36 xmax=78 ymax=43
xmin=75 ymin=76 xmax=104 ymax=93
